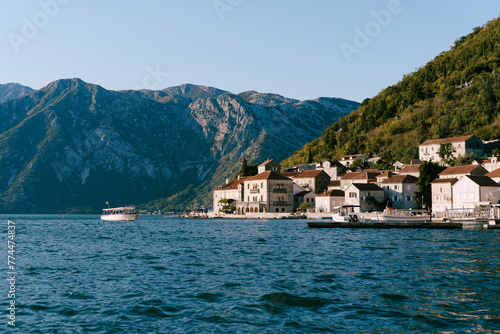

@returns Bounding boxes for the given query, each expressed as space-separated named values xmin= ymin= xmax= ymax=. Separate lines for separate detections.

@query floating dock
xmin=307 ymin=221 xmax=463 ymax=229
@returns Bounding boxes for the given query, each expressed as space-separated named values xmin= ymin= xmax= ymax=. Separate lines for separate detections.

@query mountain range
xmin=0 ymin=79 xmax=359 ymax=213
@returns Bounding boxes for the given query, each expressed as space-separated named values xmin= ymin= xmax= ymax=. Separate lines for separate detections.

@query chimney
xmin=225 ymin=178 xmax=229 ymax=184
xmin=237 ymin=175 xmax=240 ymax=180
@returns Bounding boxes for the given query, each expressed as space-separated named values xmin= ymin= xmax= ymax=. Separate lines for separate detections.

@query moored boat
xmin=101 ymin=206 xmax=138 ymax=221
xmin=375 ymin=208 xmax=430 ymax=222
xmin=332 ymin=205 xmax=361 ymax=222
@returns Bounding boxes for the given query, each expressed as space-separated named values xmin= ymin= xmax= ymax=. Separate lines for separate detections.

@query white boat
xmin=376 ymin=208 xmax=430 ymax=222
xmin=332 ymin=205 xmax=360 ymax=222
xmin=101 ymin=206 xmax=138 ymax=221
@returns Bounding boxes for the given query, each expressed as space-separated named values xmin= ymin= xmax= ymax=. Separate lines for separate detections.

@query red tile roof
xmin=293 ymin=170 xmax=328 ymax=179
xmin=214 ymin=177 xmax=249 ymax=191
xmin=380 ymin=175 xmax=418 ymax=184
xmin=341 ymin=171 xmax=381 ymax=180
xmin=487 ymin=167 xmax=500 ymax=178
xmin=316 ymin=190 xmax=345 ymax=197
xmin=439 ymin=165 xmax=486 ymax=175
xmin=420 ymin=135 xmax=475 ymax=146
xmin=247 ymin=171 xmax=291 ymax=181
xmin=400 ymin=164 xmax=421 ymax=173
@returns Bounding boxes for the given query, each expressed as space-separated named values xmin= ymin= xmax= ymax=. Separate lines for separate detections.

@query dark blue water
xmin=2 ymin=215 xmax=500 ymax=333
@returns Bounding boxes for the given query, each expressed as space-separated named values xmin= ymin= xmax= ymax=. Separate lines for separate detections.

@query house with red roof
xmin=486 ymin=167 xmax=500 ymax=184
xmin=438 ymin=165 xmax=488 ymax=180
xmin=339 ymin=171 xmax=381 ymax=191
xmin=315 ymin=190 xmax=345 ymax=213
xmin=237 ymin=171 xmax=293 ymax=214
xmin=419 ymin=135 xmax=484 ymax=163
xmin=399 ymin=164 xmax=421 ymax=178
xmin=291 ymin=170 xmax=331 ymax=194
xmin=213 ymin=176 xmax=249 ymax=216
xmin=380 ymin=175 xmax=419 ymax=209
xmin=452 ymin=175 xmax=500 ymax=208
xmin=431 ymin=178 xmax=457 ymax=213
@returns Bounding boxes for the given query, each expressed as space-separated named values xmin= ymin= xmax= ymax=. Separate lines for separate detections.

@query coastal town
xmin=211 ymin=134 xmax=500 ymax=219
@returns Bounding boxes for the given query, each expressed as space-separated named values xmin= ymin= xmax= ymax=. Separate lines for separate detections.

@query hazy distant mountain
xmin=0 ymin=78 xmax=359 ymax=213
xmin=0 ymin=83 xmax=34 ymax=102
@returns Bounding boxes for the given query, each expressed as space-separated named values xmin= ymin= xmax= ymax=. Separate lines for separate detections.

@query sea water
xmin=1 ymin=215 xmax=500 ymax=333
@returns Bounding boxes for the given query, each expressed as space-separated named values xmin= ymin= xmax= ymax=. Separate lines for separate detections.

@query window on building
xmin=406 ymin=196 xmax=412 ymax=201
xmin=394 ymin=185 xmax=398 ymax=190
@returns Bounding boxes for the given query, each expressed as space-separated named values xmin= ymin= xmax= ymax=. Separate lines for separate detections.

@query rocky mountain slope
xmin=0 ymin=78 xmax=359 ymax=213
xmin=0 ymin=83 xmax=34 ymax=102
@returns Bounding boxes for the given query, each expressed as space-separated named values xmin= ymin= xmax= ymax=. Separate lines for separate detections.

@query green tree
xmin=437 ymin=143 xmax=454 ymax=165
xmin=299 ymin=202 xmax=312 ymax=212
xmin=241 ymin=157 xmax=249 ymax=176
xmin=414 ymin=161 xmax=445 ymax=210
xmin=454 ymin=152 xmax=478 ymax=166
xmin=234 ymin=157 xmax=258 ymax=178
xmin=307 ymin=148 xmax=313 ymax=164
xmin=492 ymin=148 xmax=500 ymax=157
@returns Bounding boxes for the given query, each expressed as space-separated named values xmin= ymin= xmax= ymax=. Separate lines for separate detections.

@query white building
xmin=452 ymin=175 xmax=499 ymax=208
xmin=419 ymin=135 xmax=484 ymax=163
xmin=380 ymin=175 xmax=419 ymax=209
xmin=315 ymin=190 xmax=345 ymax=213
xmin=438 ymin=165 xmax=488 ymax=180
xmin=431 ymin=178 xmax=457 ymax=213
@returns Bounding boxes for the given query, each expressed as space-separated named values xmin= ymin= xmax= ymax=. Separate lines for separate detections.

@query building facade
xmin=236 ymin=171 xmax=293 ymax=214
xmin=315 ymin=190 xmax=345 ymax=213
xmin=431 ymin=178 xmax=457 ymax=213
xmin=452 ymin=175 xmax=500 ymax=208
xmin=380 ymin=175 xmax=419 ymax=209
xmin=344 ymin=183 xmax=385 ymax=213
xmin=292 ymin=170 xmax=331 ymax=194
xmin=419 ymin=135 xmax=484 ymax=163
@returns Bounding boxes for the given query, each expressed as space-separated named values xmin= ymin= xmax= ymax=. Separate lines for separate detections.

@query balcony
xmin=273 ymin=188 xmax=288 ymax=193
xmin=249 ymin=189 xmax=260 ymax=194
xmin=273 ymin=201 xmax=289 ymax=206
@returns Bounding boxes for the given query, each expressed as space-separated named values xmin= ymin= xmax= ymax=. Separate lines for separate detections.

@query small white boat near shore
xmin=375 ymin=208 xmax=430 ymax=222
xmin=332 ymin=205 xmax=361 ymax=222
xmin=101 ymin=206 xmax=138 ymax=221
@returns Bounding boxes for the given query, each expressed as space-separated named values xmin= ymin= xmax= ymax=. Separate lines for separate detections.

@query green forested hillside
xmin=283 ymin=17 xmax=500 ymax=167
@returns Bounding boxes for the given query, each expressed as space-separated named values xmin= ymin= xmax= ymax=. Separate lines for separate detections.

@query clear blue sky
xmin=1 ymin=0 xmax=499 ymax=102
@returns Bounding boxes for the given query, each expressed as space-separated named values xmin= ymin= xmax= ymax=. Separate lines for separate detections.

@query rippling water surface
xmin=2 ymin=215 xmax=500 ymax=333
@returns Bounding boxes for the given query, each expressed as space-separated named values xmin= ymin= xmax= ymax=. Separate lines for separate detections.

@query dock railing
xmin=444 ymin=207 xmax=495 ymax=221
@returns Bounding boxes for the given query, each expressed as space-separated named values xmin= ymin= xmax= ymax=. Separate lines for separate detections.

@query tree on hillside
xmin=454 ymin=152 xmax=478 ymax=166
xmin=234 ymin=157 xmax=258 ymax=178
xmin=414 ymin=162 xmax=446 ymax=211
xmin=307 ymin=148 xmax=313 ymax=164
xmin=438 ymin=143 xmax=454 ymax=165
xmin=241 ymin=157 xmax=249 ymax=176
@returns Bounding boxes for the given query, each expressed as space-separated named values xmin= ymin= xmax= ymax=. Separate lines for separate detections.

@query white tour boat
xmin=376 ymin=208 xmax=430 ymax=222
xmin=101 ymin=206 xmax=138 ymax=221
